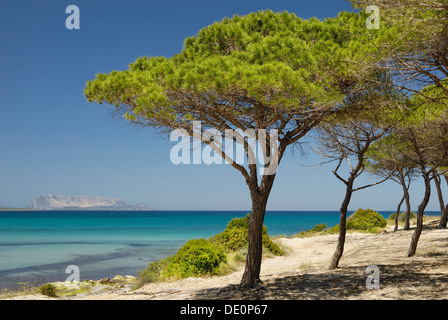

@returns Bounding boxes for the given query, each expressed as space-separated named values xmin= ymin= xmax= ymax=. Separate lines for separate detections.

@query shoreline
xmin=2 ymin=218 xmax=448 ymax=300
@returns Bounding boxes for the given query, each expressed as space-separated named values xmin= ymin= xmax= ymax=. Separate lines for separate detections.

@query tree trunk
xmin=443 ymin=174 xmax=448 ymax=228
xmin=434 ymin=174 xmax=447 ymax=229
xmin=394 ymin=195 xmax=405 ymax=232
xmin=239 ymin=140 xmax=279 ymax=290
xmin=329 ymin=180 xmax=353 ymax=270
xmin=402 ymin=182 xmax=411 ymax=230
xmin=397 ymin=173 xmax=410 ymax=231
xmin=408 ymin=173 xmax=431 ymax=257
xmin=240 ymin=192 xmax=268 ymax=290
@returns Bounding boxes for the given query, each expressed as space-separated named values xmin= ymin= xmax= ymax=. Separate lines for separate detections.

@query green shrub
xmin=262 ymin=234 xmax=285 ymax=255
xmin=138 ymin=239 xmax=227 ymax=284
xmin=294 ymin=223 xmax=330 ymax=238
xmin=329 ymin=224 xmax=339 ymax=234
xmin=211 ymin=214 xmax=284 ymax=255
xmin=311 ymin=223 xmax=328 ymax=232
xmin=226 ymin=214 xmax=250 ymax=230
xmin=346 ymin=208 xmax=387 ymax=232
xmin=39 ymin=283 xmax=57 ymax=297
xmin=163 ymin=239 xmax=227 ymax=279
xmin=210 ymin=227 xmax=248 ymax=251
xmin=137 ymin=214 xmax=285 ymax=287
xmin=138 ymin=256 xmax=172 ymax=284
xmin=388 ymin=211 xmax=417 ymax=223
xmin=328 ymin=209 xmax=387 ymax=233
xmin=226 ymin=214 xmax=268 ymax=234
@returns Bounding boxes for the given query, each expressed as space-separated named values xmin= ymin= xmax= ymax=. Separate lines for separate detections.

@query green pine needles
xmin=85 ymin=10 xmax=380 ymax=127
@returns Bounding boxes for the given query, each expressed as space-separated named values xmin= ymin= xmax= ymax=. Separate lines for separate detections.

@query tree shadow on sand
xmin=191 ymin=259 xmax=448 ymax=300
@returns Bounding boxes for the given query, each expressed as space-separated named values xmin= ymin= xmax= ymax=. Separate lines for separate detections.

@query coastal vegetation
xmin=38 ymin=284 xmax=57 ymax=297
xmin=388 ymin=211 xmax=417 ymax=224
xmin=345 ymin=209 xmax=387 ymax=233
xmin=294 ymin=223 xmax=333 ymax=238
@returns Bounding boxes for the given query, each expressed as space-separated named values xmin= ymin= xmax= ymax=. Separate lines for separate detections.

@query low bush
xmin=226 ymin=214 xmax=268 ymax=235
xmin=39 ymin=283 xmax=57 ymax=297
xmin=138 ymin=256 xmax=172 ymax=284
xmin=210 ymin=214 xmax=285 ymax=255
xmin=138 ymin=214 xmax=284 ymax=286
xmin=139 ymin=239 xmax=227 ymax=284
xmin=329 ymin=224 xmax=340 ymax=234
xmin=310 ymin=223 xmax=328 ymax=232
xmin=210 ymin=227 xmax=248 ymax=251
xmin=388 ymin=211 xmax=417 ymax=223
xmin=164 ymin=239 xmax=227 ymax=279
xmin=294 ymin=223 xmax=332 ymax=238
xmin=347 ymin=208 xmax=387 ymax=232
xmin=262 ymin=233 xmax=284 ymax=255
xmin=327 ymin=209 xmax=387 ymax=234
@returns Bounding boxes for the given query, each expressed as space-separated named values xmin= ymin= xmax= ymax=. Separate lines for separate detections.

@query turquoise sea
xmin=0 ymin=210 xmax=436 ymax=289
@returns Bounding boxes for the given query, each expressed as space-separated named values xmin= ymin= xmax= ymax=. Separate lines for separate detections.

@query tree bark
xmin=402 ymin=179 xmax=411 ymax=230
xmin=329 ymin=180 xmax=354 ymax=270
xmin=407 ymin=172 xmax=431 ymax=257
xmin=398 ymin=173 xmax=412 ymax=230
xmin=394 ymin=195 xmax=405 ymax=232
xmin=238 ymin=135 xmax=284 ymax=290
xmin=240 ymin=192 xmax=269 ymax=290
xmin=434 ymin=174 xmax=448 ymax=229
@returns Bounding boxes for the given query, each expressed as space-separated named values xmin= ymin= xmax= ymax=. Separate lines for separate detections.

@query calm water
xmin=0 ymin=210 xmax=422 ymax=289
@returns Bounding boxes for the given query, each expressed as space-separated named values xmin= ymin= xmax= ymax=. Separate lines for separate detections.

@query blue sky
xmin=0 ymin=0 xmax=445 ymax=211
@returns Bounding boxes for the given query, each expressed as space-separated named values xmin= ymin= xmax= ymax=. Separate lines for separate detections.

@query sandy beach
xmin=4 ymin=219 xmax=448 ymax=300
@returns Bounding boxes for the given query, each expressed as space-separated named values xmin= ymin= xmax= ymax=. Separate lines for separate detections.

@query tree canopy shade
xmin=85 ymin=10 xmax=386 ymax=289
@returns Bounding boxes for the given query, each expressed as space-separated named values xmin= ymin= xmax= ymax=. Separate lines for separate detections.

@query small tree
xmin=433 ymin=170 xmax=448 ymax=228
xmin=366 ymin=136 xmax=417 ymax=231
xmin=443 ymin=173 xmax=448 ymax=227
xmin=314 ymin=93 xmax=396 ymax=269
xmin=409 ymin=84 xmax=448 ymax=230
xmin=319 ymin=121 xmax=390 ymax=269
xmin=390 ymin=115 xmax=448 ymax=256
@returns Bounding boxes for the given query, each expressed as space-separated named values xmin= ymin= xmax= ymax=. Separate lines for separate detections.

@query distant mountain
xmin=27 ymin=194 xmax=154 ymax=211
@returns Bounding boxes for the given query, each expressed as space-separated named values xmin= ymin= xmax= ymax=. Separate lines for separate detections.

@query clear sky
xmin=0 ymin=0 xmax=445 ymax=211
